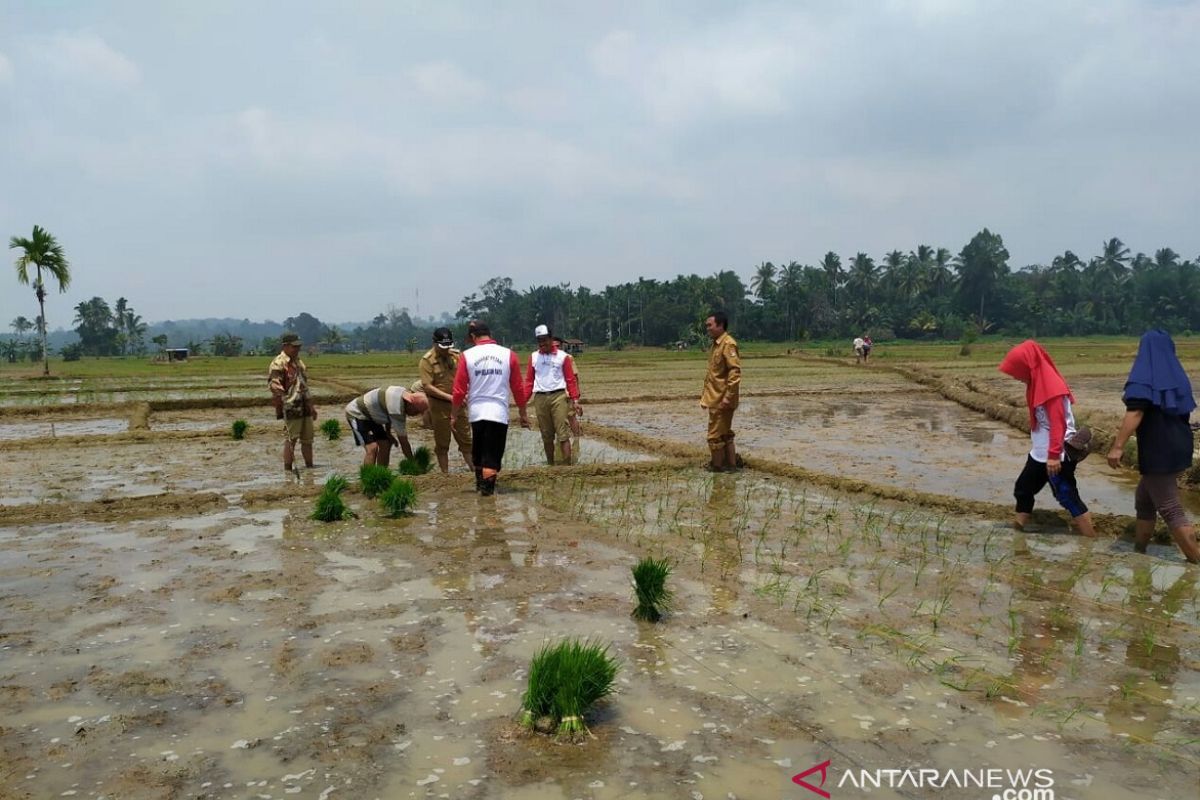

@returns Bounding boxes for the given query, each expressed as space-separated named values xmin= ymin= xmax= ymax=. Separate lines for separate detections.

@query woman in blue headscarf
xmin=1106 ymin=330 xmax=1200 ymax=563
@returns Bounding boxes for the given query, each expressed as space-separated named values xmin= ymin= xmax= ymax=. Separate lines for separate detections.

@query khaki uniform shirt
xmin=701 ymin=332 xmax=740 ymax=409
xmin=268 ymin=352 xmax=310 ymax=412
xmin=419 ymin=347 xmax=460 ymax=402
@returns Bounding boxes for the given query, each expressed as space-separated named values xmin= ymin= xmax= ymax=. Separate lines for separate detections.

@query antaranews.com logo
xmin=793 ymin=761 xmax=1055 ymax=799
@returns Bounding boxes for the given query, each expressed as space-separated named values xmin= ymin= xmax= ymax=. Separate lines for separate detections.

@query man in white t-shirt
xmin=344 ymin=386 xmax=429 ymax=467
xmin=451 ymin=320 xmax=530 ymax=496
xmin=526 ymin=324 xmax=581 ymax=465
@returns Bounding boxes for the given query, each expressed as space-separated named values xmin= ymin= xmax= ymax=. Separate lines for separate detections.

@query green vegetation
xmin=311 ymin=474 xmax=354 ymax=522
xmin=9 ymin=224 xmax=71 ymax=376
xmin=631 ymin=557 xmax=673 ymax=622
xmin=379 ymin=477 xmax=417 ymax=517
xmin=398 ymin=448 xmax=433 ymax=476
xmin=519 ymin=638 xmax=619 ymax=738
xmin=359 ymin=464 xmax=395 ymax=498
xmin=231 ymin=419 xmax=248 ymax=440
xmin=320 ymin=418 xmax=341 ymax=440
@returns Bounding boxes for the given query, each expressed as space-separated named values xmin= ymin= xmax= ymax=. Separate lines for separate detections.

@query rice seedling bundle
xmin=359 ymin=464 xmax=395 ymax=498
xmin=311 ymin=474 xmax=355 ymax=522
xmin=380 ymin=477 xmax=417 ymax=517
xmin=231 ymin=419 xmax=248 ymax=440
xmin=520 ymin=638 xmax=619 ymax=738
xmin=631 ymin=557 xmax=673 ymax=622
xmin=320 ymin=419 xmax=341 ymax=440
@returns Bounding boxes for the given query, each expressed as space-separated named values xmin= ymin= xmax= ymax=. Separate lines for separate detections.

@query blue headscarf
xmin=1123 ymin=329 xmax=1196 ymax=415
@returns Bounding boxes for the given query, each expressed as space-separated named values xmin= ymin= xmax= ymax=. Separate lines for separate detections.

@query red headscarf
xmin=998 ymin=340 xmax=1074 ymax=428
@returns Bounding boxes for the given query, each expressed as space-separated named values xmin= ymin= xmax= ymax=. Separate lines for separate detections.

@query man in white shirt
xmin=344 ymin=386 xmax=429 ymax=467
xmin=526 ymin=325 xmax=581 ymax=465
xmin=450 ymin=320 xmax=530 ymax=496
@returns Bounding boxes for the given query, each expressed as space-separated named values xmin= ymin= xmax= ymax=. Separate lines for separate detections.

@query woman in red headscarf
xmin=998 ymin=340 xmax=1097 ymax=536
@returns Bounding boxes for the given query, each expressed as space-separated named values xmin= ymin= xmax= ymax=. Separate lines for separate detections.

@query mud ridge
xmin=0 ymin=491 xmax=228 ymax=525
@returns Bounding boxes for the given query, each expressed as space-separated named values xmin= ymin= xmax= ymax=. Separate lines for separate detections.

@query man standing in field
xmin=701 ymin=311 xmax=741 ymax=472
xmin=420 ymin=327 xmax=473 ymax=473
xmin=344 ymin=386 xmax=429 ymax=467
xmin=526 ymin=324 xmax=582 ymax=465
xmin=268 ymin=332 xmax=317 ymax=473
xmin=451 ymin=320 xmax=530 ymax=496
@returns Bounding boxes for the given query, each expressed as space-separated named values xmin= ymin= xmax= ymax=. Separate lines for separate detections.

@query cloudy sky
xmin=3 ymin=1 xmax=1199 ymax=327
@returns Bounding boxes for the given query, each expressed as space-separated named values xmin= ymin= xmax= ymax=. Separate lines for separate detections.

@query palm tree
xmin=10 ymin=225 xmax=71 ymax=376
xmin=820 ymin=251 xmax=842 ymax=307
xmin=846 ymin=252 xmax=878 ymax=304
xmin=927 ymin=247 xmax=954 ymax=299
xmin=10 ymin=316 xmax=33 ymax=341
xmin=750 ymin=262 xmax=777 ymax=303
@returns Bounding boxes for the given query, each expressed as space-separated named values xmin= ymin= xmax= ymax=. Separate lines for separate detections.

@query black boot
xmin=475 ymin=469 xmax=484 ymax=493
xmin=480 ymin=476 xmax=497 ymax=497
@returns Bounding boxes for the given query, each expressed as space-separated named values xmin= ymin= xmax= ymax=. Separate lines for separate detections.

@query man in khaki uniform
xmin=419 ymin=327 xmax=473 ymax=473
xmin=700 ymin=311 xmax=741 ymax=472
xmin=268 ymin=332 xmax=317 ymax=473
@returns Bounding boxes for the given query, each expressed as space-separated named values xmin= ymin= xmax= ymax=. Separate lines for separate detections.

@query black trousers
xmin=471 ymin=420 xmax=509 ymax=471
xmin=1013 ymin=454 xmax=1088 ymax=517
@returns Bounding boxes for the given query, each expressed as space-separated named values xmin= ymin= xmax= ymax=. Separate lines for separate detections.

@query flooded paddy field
xmin=2 ymin=344 xmax=1199 ymax=799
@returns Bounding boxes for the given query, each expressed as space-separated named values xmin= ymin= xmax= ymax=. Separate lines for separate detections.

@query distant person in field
xmin=998 ymin=340 xmax=1096 ymax=537
xmin=853 ymin=335 xmax=872 ymax=364
xmin=268 ymin=332 xmax=317 ymax=473
xmin=420 ymin=327 xmax=473 ymax=473
xmin=344 ymin=386 xmax=428 ymax=467
xmin=451 ymin=320 xmax=530 ymax=496
xmin=554 ymin=335 xmax=584 ymax=436
xmin=701 ymin=310 xmax=741 ymax=472
xmin=527 ymin=325 xmax=581 ymax=465
xmin=863 ymin=335 xmax=873 ymax=362
xmin=1106 ymin=330 xmax=1200 ymax=563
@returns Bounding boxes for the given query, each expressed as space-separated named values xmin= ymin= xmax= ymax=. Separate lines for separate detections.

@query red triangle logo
xmin=792 ymin=759 xmax=832 ymax=798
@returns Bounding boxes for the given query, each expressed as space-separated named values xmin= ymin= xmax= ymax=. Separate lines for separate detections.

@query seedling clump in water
xmin=359 ymin=464 xmax=395 ymax=498
xmin=312 ymin=474 xmax=355 ymax=521
xmin=519 ymin=638 xmax=619 ymax=739
xmin=398 ymin=446 xmax=434 ymax=476
xmin=379 ymin=477 xmax=418 ymax=517
xmin=631 ymin=556 xmax=673 ymax=622
xmin=320 ymin=419 xmax=341 ymax=440
xmin=231 ymin=419 xmax=248 ymax=440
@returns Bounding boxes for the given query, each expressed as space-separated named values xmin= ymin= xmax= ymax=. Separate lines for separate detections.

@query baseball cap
xmin=280 ymin=332 xmax=302 ymax=346
xmin=534 ymin=324 xmax=550 ymax=338
xmin=433 ymin=327 xmax=454 ymax=349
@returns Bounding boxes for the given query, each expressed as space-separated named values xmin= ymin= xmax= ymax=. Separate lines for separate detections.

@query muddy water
xmin=586 ymin=395 xmax=1195 ymax=517
xmin=2 ymin=480 xmax=1195 ymax=799
xmin=0 ymin=422 xmax=648 ymax=505
xmin=0 ymin=418 xmax=132 ymax=441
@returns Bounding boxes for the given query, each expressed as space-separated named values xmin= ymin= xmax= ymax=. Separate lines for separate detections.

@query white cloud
xmin=36 ymin=32 xmax=140 ymax=86
xmin=0 ymin=51 xmax=12 ymax=83
xmin=405 ymin=60 xmax=485 ymax=104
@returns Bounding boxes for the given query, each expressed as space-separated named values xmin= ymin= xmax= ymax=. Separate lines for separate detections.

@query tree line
xmin=453 ymin=230 xmax=1200 ymax=346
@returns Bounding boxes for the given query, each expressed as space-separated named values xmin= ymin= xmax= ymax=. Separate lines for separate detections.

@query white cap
xmin=534 ymin=324 xmax=550 ymax=338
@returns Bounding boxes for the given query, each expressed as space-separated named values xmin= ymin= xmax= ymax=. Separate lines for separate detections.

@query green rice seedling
xmin=359 ymin=464 xmax=395 ymax=498
xmin=231 ymin=419 xmax=248 ymax=440
xmin=379 ymin=477 xmax=418 ymax=517
xmin=311 ymin=475 xmax=355 ymax=522
xmin=412 ymin=445 xmax=432 ymax=472
xmin=519 ymin=638 xmax=620 ymax=738
xmin=631 ymin=557 xmax=673 ymax=622
xmin=320 ymin=418 xmax=341 ymax=440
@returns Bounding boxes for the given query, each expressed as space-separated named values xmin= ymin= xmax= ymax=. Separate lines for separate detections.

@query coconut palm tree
xmin=750 ymin=262 xmax=777 ymax=303
xmin=10 ymin=225 xmax=71 ymax=376
xmin=10 ymin=316 xmax=33 ymax=341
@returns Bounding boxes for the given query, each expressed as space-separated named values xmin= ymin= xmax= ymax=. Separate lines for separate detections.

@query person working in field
xmin=1105 ymin=330 xmax=1200 ymax=563
xmin=998 ymin=340 xmax=1096 ymax=537
xmin=853 ymin=335 xmax=872 ymax=364
xmin=268 ymin=332 xmax=317 ymax=473
xmin=419 ymin=327 xmax=473 ymax=473
xmin=554 ymin=335 xmax=584 ymax=436
xmin=526 ymin=324 xmax=582 ymax=465
xmin=701 ymin=310 xmax=741 ymax=472
xmin=451 ymin=320 xmax=530 ymax=496
xmin=344 ymin=386 xmax=429 ymax=467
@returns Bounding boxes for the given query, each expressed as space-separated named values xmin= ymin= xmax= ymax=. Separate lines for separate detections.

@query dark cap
xmin=433 ymin=327 xmax=454 ymax=349
xmin=280 ymin=332 xmax=302 ymax=346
